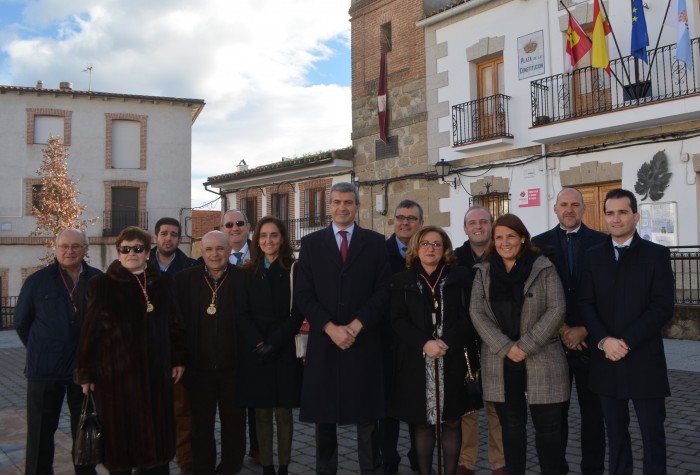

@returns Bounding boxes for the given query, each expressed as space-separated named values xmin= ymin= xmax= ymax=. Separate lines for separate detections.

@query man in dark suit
xmin=453 ymin=206 xmax=506 ymax=475
xmin=296 ymin=182 xmax=392 ymax=475
xmin=532 ymin=188 xmax=607 ymax=475
xmin=382 ymin=199 xmax=423 ymax=474
xmin=579 ymin=188 xmax=674 ymax=475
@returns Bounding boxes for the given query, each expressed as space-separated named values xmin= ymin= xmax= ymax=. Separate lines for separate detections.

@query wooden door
xmin=579 ymin=182 xmax=621 ymax=232
xmin=477 ymin=57 xmax=505 ymax=138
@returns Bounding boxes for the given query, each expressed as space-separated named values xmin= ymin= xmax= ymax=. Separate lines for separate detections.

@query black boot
xmin=262 ymin=466 xmax=276 ymax=475
xmin=277 ymin=466 xmax=288 ymax=475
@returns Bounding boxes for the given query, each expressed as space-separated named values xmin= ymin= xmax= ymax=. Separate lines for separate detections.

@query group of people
xmin=15 ymin=182 xmax=674 ymax=475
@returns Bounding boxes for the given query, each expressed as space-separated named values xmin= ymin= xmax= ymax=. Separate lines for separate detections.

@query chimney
xmin=36 ymin=80 xmax=44 ymax=89
xmin=59 ymin=81 xmax=73 ymax=91
xmin=237 ymin=160 xmax=248 ymax=172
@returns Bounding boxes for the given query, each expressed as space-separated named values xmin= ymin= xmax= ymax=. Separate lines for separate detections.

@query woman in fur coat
xmin=75 ymin=226 xmax=186 ymax=474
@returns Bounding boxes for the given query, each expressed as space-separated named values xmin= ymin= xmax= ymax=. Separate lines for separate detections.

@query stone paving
xmin=1 ymin=331 xmax=699 ymax=474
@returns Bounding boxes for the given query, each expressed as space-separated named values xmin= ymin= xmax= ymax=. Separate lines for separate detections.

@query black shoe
xmin=277 ymin=466 xmax=288 ymax=475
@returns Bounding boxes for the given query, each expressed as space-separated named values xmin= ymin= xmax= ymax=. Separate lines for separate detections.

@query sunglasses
xmin=117 ymin=245 xmax=147 ymax=254
xmin=223 ymin=220 xmax=246 ymax=228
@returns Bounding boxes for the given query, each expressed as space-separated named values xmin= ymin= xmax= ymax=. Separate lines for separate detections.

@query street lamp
xmin=434 ymin=158 xmax=457 ymax=188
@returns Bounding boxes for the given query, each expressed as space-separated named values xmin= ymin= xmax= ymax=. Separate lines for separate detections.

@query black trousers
xmin=378 ymin=416 xmax=400 ymax=471
xmin=189 ymin=368 xmax=246 ymax=475
xmin=109 ymin=465 xmax=169 ymax=475
xmin=560 ymin=358 xmax=605 ymax=475
xmin=494 ymin=367 xmax=564 ymax=475
xmin=25 ymin=379 xmax=96 ymax=475
xmin=315 ymin=421 xmax=382 ymax=475
xmin=599 ymin=395 xmax=667 ymax=475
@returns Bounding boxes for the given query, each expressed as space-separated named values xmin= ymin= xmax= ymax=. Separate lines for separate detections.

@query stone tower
xmin=349 ymin=0 xmax=449 ymax=234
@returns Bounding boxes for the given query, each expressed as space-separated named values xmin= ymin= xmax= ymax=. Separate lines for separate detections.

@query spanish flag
xmin=591 ymin=0 xmax=612 ymax=74
xmin=566 ymin=12 xmax=592 ymax=68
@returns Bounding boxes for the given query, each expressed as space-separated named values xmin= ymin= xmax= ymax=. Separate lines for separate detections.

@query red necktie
xmin=339 ymin=230 xmax=348 ymax=263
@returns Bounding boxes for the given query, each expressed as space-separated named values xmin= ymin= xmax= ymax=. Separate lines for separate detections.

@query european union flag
xmin=631 ymin=0 xmax=649 ymax=62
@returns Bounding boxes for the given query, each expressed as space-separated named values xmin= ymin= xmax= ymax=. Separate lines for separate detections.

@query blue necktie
xmin=566 ymin=233 xmax=575 ymax=278
xmin=233 ymin=252 xmax=243 ymax=265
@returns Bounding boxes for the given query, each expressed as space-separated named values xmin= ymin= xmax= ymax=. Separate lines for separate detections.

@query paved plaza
xmin=1 ymin=331 xmax=699 ymax=474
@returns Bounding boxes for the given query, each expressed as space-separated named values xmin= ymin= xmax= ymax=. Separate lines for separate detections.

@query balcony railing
xmin=103 ymin=210 xmax=149 ymax=236
xmin=670 ymin=246 xmax=700 ymax=305
xmin=531 ymin=38 xmax=700 ymax=126
xmin=1 ymin=296 xmax=17 ymax=330
xmin=452 ymin=94 xmax=513 ymax=145
xmin=285 ymin=215 xmax=332 ymax=250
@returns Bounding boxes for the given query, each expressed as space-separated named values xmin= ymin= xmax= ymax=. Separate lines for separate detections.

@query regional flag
xmin=591 ymin=0 xmax=612 ymax=74
xmin=377 ymin=51 xmax=388 ymax=143
xmin=676 ymin=0 xmax=693 ymax=69
xmin=566 ymin=12 xmax=593 ymax=68
xmin=631 ymin=0 xmax=649 ymax=62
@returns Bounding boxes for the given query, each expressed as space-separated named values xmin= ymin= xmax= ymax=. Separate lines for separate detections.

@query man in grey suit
xmin=296 ymin=182 xmax=391 ymax=475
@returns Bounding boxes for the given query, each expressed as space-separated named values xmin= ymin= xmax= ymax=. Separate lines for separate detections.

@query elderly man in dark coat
xmin=580 ymin=189 xmax=675 ymax=475
xmin=295 ymin=182 xmax=391 ymax=475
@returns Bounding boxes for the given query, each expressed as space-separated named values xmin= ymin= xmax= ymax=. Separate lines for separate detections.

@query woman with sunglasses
xmin=75 ymin=226 xmax=186 ymax=475
xmin=235 ymin=217 xmax=303 ymax=475
xmin=389 ymin=225 xmax=482 ymax=475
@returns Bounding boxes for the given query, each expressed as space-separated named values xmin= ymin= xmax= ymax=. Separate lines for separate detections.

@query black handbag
xmin=73 ymin=392 xmax=103 ymax=466
xmin=464 ymin=340 xmax=483 ymax=397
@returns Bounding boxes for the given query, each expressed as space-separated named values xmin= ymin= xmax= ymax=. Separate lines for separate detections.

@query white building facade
xmin=0 ymin=82 xmax=204 ymax=298
xmin=420 ymin=0 xmax=700 ymax=247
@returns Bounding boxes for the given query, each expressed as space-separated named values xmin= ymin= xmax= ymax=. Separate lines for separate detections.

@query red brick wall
xmin=191 ymin=210 xmax=221 ymax=238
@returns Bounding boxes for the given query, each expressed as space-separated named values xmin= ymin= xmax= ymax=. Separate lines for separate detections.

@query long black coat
xmin=235 ymin=260 xmax=304 ymax=408
xmin=579 ymin=233 xmax=675 ymax=399
xmin=75 ymin=261 xmax=186 ymax=471
xmin=295 ymin=224 xmax=391 ymax=424
xmin=389 ymin=265 xmax=482 ymax=424
xmin=532 ymin=223 xmax=607 ymax=328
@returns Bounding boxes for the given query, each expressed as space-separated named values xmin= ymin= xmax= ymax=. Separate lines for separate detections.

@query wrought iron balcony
xmin=286 ymin=215 xmax=332 ymax=250
xmin=452 ymin=94 xmax=513 ymax=146
xmin=670 ymin=246 xmax=700 ymax=305
xmin=531 ymin=38 xmax=700 ymax=126
xmin=103 ymin=210 xmax=149 ymax=236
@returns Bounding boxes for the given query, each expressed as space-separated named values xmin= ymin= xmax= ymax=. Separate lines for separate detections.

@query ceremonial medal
xmin=207 ymin=304 xmax=217 ymax=315
xmin=204 ymin=268 xmax=229 ymax=316
xmin=146 ymin=302 xmax=155 ymax=313
xmin=133 ymin=270 xmax=153 ymax=315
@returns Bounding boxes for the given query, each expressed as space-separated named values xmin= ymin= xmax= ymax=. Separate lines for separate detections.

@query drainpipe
xmin=542 ymin=144 xmax=550 ymax=230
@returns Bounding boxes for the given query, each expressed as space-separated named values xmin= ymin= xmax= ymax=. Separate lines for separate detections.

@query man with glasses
xmin=15 ymin=229 xmax=102 ymax=475
xmin=222 ymin=210 xmax=252 ymax=265
xmin=150 ymin=217 xmax=198 ymax=475
xmin=382 ymin=200 xmax=424 ymax=474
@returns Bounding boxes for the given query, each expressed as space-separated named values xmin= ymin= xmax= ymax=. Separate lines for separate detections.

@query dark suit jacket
xmin=532 ymin=223 xmax=607 ymax=328
xmin=295 ymin=223 xmax=391 ymax=424
xmin=454 ymin=240 xmax=479 ymax=269
xmin=386 ymin=233 xmax=408 ymax=274
xmin=579 ymin=233 xmax=675 ymax=399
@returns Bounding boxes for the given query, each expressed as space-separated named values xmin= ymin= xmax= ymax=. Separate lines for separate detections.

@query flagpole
xmin=598 ymin=0 xmax=631 ymax=87
xmin=642 ymin=0 xmax=673 ymax=97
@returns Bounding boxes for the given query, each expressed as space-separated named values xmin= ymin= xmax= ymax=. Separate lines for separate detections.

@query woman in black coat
xmin=390 ymin=225 xmax=482 ymax=475
xmin=236 ymin=217 xmax=304 ymax=475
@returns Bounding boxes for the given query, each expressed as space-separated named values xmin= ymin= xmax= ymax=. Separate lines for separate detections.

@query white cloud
xmin=2 ymin=0 xmax=352 ymax=207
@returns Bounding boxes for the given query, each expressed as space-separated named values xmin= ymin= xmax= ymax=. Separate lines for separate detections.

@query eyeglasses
xmin=395 ymin=215 xmax=420 ymax=223
xmin=223 ymin=221 xmax=246 ymax=228
xmin=117 ymin=245 xmax=147 ymax=254
xmin=419 ymin=241 xmax=443 ymax=250
xmin=57 ymin=244 xmax=85 ymax=252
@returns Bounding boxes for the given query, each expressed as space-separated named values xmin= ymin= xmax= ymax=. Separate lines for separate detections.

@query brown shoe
xmin=491 ymin=467 xmax=507 ymax=475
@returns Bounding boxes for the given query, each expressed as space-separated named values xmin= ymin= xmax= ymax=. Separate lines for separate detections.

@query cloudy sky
xmin=0 ymin=0 xmax=352 ymax=208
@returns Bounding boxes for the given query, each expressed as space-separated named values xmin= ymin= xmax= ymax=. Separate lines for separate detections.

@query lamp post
xmin=434 ymin=159 xmax=457 ymax=188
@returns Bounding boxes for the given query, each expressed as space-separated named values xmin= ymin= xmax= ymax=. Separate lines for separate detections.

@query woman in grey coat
xmin=469 ymin=214 xmax=569 ymax=475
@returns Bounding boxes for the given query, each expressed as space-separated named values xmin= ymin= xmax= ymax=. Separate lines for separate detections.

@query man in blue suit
xmin=296 ymin=182 xmax=391 ymax=475
xmin=579 ymin=188 xmax=674 ymax=475
xmin=532 ymin=188 xmax=607 ymax=475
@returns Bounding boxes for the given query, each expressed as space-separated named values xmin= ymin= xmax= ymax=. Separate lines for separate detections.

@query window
xmin=111 ymin=120 xmax=141 ymax=168
xmin=304 ymin=188 xmax=325 ymax=227
xmin=380 ymin=22 xmax=392 ymax=53
xmin=31 ymin=185 xmax=44 ymax=213
xmin=471 ymin=192 xmax=509 ymax=219
xmin=240 ymin=197 xmax=258 ymax=227
xmin=271 ymin=193 xmax=289 ymax=222
xmin=33 ymin=117 xmax=64 ymax=144
xmin=110 ymin=187 xmax=140 ymax=233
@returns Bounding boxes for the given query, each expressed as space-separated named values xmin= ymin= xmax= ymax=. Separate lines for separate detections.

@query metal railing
xmin=103 ymin=210 xmax=149 ymax=236
xmin=670 ymin=246 xmax=700 ymax=305
xmin=452 ymin=94 xmax=513 ymax=145
xmin=531 ymin=38 xmax=700 ymax=125
xmin=286 ymin=215 xmax=332 ymax=250
xmin=1 ymin=296 xmax=17 ymax=330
